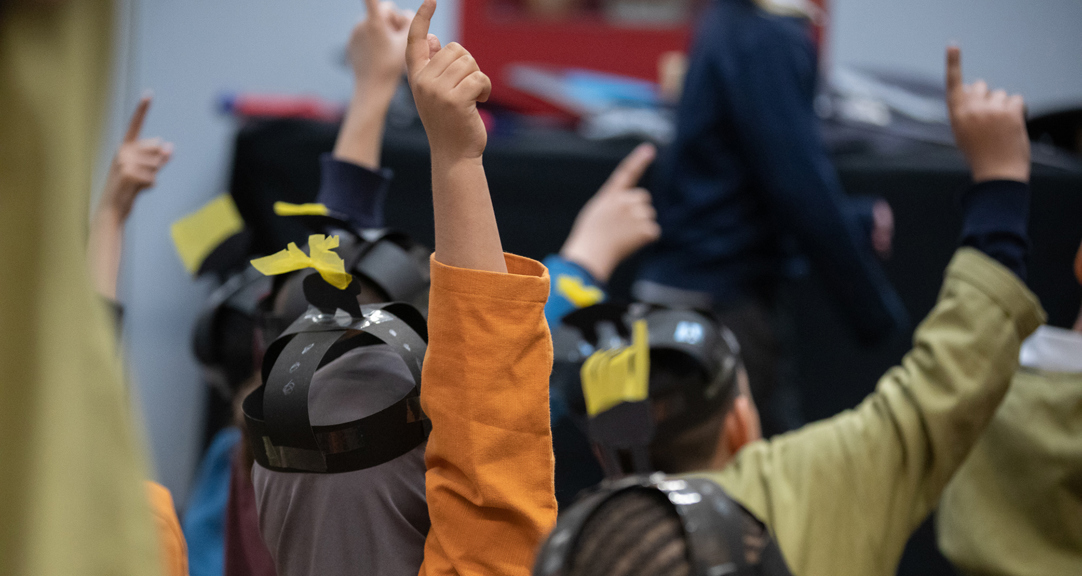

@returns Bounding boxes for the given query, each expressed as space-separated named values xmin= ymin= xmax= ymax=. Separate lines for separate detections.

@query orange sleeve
xmin=419 ymin=254 xmax=558 ymax=576
xmin=146 ymin=481 xmax=190 ymax=576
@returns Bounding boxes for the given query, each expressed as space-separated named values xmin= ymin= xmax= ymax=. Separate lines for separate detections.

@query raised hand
xmin=946 ymin=46 xmax=1030 ymax=183
xmin=90 ymin=94 xmax=172 ymax=300
xmin=349 ymin=0 xmax=414 ymax=93
xmin=406 ymin=0 xmax=491 ymax=161
xmin=102 ymin=94 xmax=173 ymax=221
xmin=334 ymin=0 xmax=414 ymax=169
xmin=560 ymin=143 xmax=661 ymax=282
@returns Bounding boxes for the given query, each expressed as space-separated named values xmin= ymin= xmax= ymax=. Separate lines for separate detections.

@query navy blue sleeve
xmin=315 ymin=153 xmax=393 ymax=229
xmin=542 ymin=254 xmax=608 ymax=329
xmin=959 ymin=180 xmax=1030 ymax=281
xmin=721 ymin=20 xmax=908 ymax=344
xmin=845 ymin=195 xmax=879 ymax=240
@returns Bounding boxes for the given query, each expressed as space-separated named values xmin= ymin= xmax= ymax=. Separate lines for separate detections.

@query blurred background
xmin=99 ymin=0 xmax=1082 ymax=572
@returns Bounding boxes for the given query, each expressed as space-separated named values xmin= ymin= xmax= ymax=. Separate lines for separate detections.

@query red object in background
xmin=461 ymin=0 xmax=829 ymax=115
xmin=220 ymin=93 xmax=344 ymax=122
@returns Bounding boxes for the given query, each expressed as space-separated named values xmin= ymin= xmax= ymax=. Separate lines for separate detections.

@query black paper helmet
xmin=533 ymin=474 xmax=794 ymax=576
xmin=273 ymin=201 xmax=430 ymax=309
xmin=192 ymin=266 xmax=273 ymax=400
xmin=242 ymin=236 xmax=429 ymax=474
xmin=552 ymin=302 xmax=742 ymax=477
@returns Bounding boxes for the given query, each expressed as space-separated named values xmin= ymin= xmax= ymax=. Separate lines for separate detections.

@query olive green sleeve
xmin=698 ymin=248 xmax=1045 ymax=576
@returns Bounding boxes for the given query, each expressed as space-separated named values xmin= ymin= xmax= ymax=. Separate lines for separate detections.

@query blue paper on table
xmin=506 ymin=64 xmax=661 ymax=115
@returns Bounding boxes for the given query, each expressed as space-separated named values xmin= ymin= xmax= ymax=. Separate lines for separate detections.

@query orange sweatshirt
xmin=419 ymin=254 xmax=558 ymax=576
xmin=147 ymin=481 xmax=190 ymax=576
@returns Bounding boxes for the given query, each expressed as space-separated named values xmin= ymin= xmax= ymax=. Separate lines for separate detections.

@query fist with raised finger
xmin=560 ymin=143 xmax=662 ymax=282
xmin=406 ymin=0 xmax=491 ymax=161
xmin=946 ymin=46 xmax=1030 ymax=183
xmin=102 ymin=95 xmax=173 ymax=221
xmin=349 ymin=0 xmax=413 ymax=92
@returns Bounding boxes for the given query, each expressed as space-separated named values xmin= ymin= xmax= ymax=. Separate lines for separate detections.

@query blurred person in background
xmin=1 ymin=0 xmax=169 ymax=574
xmin=937 ymin=238 xmax=1082 ymax=575
xmin=635 ymin=0 xmax=907 ymax=436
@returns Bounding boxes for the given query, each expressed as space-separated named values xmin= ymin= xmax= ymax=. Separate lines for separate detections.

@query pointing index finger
xmin=946 ymin=46 xmax=963 ymax=98
xmin=125 ymin=94 xmax=152 ymax=143
xmin=363 ymin=0 xmax=379 ymax=20
xmin=604 ymin=143 xmax=656 ymax=191
xmin=406 ymin=0 xmax=436 ymax=74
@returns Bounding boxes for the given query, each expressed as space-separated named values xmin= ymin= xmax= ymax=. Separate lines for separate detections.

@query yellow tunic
xmin=938 ymin=366 xmax=1082 ymax=575
xmin=0 ymin=1 xmax=162 ymax=574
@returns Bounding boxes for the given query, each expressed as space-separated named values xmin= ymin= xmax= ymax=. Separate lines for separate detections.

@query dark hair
xmin=568 ymin=489 xmax=690 ymax=576
xmin=647 ymin=350 xmax=738 ymax=474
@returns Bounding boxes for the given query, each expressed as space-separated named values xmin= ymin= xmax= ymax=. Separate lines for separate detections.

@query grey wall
xmin=830 ymin=0 xmax=1082 ymax=113
xmin=102 ymin=0 xmax=1080 ymax=506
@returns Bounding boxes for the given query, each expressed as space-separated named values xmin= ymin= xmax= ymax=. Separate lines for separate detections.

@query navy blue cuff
xmin=959 ymin=180 xmax=1030 ymax=281
xmin=316 ymin=154 xmax=393 ymax=229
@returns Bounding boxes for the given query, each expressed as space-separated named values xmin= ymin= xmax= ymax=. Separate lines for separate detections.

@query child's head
xmin=245 ymin=234 xmax=432 ymax=574
xmin=251 ymin=343 xmax=430 ymax=575
xmin=555 ymin=304 xmax=761 ymax=475
xmin=534 ymin=476 xmax=792 ymax=576
xmin=648 ymin=351 xmax=759 ymax=473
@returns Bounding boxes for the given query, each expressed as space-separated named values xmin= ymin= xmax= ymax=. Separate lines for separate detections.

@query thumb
xmin=602 ymin=143 xmax=656 ymax=192
xmin=406 ymin=0 xmax=437 ymax=74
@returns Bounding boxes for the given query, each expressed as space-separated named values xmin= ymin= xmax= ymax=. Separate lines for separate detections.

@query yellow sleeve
xmin=700 ymin=248 xmax=1046 ymax=576
xmin=419 ymin=254 xmax=558 ymax=576
xmin=0 ymin=1 xmax=163 ymax=574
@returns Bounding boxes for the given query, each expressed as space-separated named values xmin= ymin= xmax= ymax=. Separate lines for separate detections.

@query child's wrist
xmin=351 ymin=82 xmax=397 ymax=113
xmin=559 ymin=242 xmax=615 ymax=283
xmin=971 ymin=164 xmax=1030 ymax=184
xmin=430 ymin=147 xmax=484 ymax=168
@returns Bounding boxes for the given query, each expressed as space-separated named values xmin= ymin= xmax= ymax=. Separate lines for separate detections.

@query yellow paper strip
xmin=250 ymin=234 xmax=352 ymax=290
xmin=170 ymin=194 xmax=244 ymax=274
xmin=582 ymin=319 xmax=650 ymax=416
xmin=273 ymin=202 xmax=330 ymax=217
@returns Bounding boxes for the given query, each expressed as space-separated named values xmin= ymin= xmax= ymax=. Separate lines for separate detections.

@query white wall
xmin=103 ymin=0 xmax=1078 ymax=505
xmin=830 ymin=0 xmax=1082 ymax=113
xmin=104 ymin=0 xmax=456 ymax=506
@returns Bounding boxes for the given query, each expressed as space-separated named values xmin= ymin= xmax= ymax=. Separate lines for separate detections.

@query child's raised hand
xmin=559 ymin=143 xmax=661 ymax=282
xmin=349 ymin=0 xmax=414 ymax=93
xmin=406 ymin=0 xmax=491 ymax=161
xmin=102 ymin=94 xmax=173 ymax=221
xmin=946 ymin=46 xmax=1030 ymax=183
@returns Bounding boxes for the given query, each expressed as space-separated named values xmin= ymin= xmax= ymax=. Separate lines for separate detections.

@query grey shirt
xmin=252 ymin=344 xmax=429 ymax=576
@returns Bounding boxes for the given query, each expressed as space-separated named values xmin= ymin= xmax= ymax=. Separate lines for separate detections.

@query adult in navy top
xmin=636 ymin=0 xmax=908 ymax=433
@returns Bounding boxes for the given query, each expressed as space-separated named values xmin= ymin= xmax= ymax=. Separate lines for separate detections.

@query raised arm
xmin=545 ymin=143 xmax=660 ymax=326
xmin=333 ymin=0 xmax=411 ymax=170
xmin=87 ymin=95 xmax=173 ymax=300
xmin=314 ymin=0 xmax=412 ymax=228
xmin=708 ymin=46 xmax=1044 ymax=576
xmin=407 ymin=0 xmax=503 ymax=273
xmin=408 ymin=1 xmax=556 ymax=574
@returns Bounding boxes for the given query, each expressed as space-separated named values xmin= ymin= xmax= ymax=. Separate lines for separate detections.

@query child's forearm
xmin=431 ymin=155 xmax=506 ymax=273
xmin=332 ymin=85 xmax=395 ymax=171
xmin=87 ymin=206 xmax=123 ymax=301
